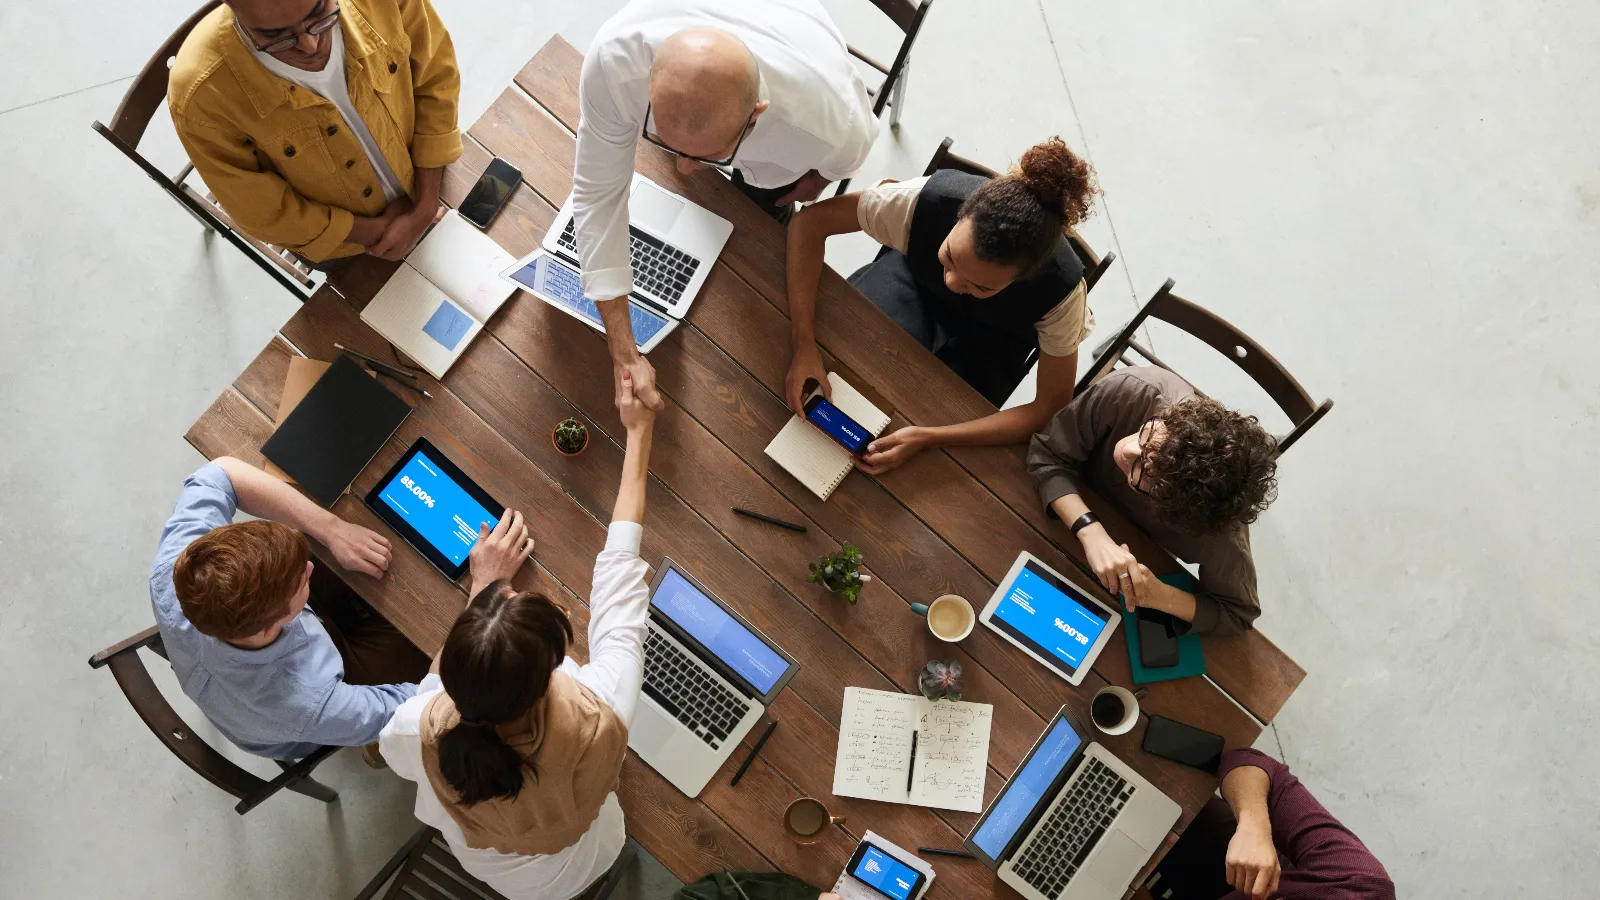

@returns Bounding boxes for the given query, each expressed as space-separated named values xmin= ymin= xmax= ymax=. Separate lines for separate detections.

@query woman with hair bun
xmin=379 ymin=373 xmax=657 ymax=900
xmin=784 ymin=136 xmax=1103 ymax=474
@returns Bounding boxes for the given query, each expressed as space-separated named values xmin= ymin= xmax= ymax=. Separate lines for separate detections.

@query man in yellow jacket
xmin=169 ymin=0 xmax=461 ymax=263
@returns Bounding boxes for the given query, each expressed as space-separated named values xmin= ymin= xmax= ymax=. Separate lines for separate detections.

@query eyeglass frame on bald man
xmin=236 ymin=0 xmax=342 ymax=55
xmin=640 ymin=101 xmax=758 ymax=167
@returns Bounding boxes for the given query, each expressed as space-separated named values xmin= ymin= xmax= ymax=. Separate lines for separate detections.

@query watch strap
xmin=1068 ymin=512 xmax=1099 ymax=537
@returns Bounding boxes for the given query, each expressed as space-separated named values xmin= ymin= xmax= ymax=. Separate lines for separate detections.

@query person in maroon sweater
xmin=1143 ymin=749 xmax=1395 ymax=900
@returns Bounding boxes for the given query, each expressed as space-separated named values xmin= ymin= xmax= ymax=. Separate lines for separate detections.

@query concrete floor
xmin=2 ymin=1 xmax=1595 ymax=897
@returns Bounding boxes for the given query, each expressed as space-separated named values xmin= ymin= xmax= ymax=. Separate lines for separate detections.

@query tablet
xmin=364 ymin=438 xmax=505 ymax=581
xmin=979 ymin=552 xmax=1120 ymax=686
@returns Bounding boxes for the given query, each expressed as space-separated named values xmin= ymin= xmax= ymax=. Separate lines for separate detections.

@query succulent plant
xmin=919 ymin=659 xmax=964 ymax=702
xmin=808 ymin=543 xmax=870 ymax=604
xmin=553 ymin=418 xmax=589 ymax=455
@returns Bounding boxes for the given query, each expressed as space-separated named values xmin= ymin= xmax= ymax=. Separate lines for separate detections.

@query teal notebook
xmin=1120 ymin=571 xmax=1205 ymax=684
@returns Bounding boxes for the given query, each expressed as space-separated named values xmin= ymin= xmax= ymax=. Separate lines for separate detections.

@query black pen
xmin=729 ymin=719 xmax=778 ymax=787
xmin=335 ymin=344 xmax=433 ymax=399
xmin=731 ymin=507 xmax=807 ymax=533
xmin=917 ymin=847 xmax=975 ymax=859
xmin=906 ymin=730 xmax=918 ymax=793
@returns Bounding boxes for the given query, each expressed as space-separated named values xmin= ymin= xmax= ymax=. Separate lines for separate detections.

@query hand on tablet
xmin=326 ymin=521 xmax=392 ymax=579
xmin=468 ymin=509 xmax=535 ymax=598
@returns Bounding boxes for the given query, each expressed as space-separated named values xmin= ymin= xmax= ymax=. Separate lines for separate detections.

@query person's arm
xmin=398 ymin=0 xmax=462 ymax=171
xmin=301 ymin=678 xmax=417 ymax=748
xmin=209 ymin=457 xmax=392 ymax=578
xmin=784 ymin=194 xmax=866 ymax=412
xmin=1221 ymin=757 xmax=1281 ymax=900
xmin=370 ymin=166 xmax=443 ymax=260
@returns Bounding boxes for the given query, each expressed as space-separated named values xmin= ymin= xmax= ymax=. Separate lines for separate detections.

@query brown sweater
xmin=418 ymin=670 xmax=628 ymax=856
xmin=1026 ymin=367 xmax=1261 ymax=634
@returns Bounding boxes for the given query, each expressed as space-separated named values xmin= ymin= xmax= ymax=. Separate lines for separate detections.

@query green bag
xmin=673 ymin=870 xmax=820 ymax=900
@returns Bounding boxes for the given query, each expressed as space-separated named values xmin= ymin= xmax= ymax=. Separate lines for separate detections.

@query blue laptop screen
xmin=507 ymin=254 xmax=673 ymax=345
xmin=989 ymin=561 xmax=1112 ymax=675
xmin=971 ymin=716 xmax=1084 ymax=859
xmin=376 ymin=449 xmax=497 ymax=567
xmin=651 ymin=568 xmax=787 ymax=694
xmin=850 ymin=846 xmax=921 ymax=900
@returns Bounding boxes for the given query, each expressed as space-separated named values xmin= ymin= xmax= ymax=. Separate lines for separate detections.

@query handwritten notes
xmin=832 ymin=687 xmax=993 ymax=813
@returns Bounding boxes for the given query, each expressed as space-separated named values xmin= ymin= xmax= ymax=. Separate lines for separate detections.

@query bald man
xmin=575 ymin=0 xmax=879 ymax=410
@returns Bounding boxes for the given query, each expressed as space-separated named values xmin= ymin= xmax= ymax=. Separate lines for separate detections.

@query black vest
xmin=905 ymin=170 xmax=1085 ymax=340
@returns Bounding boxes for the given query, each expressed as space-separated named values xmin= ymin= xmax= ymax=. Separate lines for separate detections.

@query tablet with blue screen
xmin=979 ymin=552 xmax=1120 ymax=686
xmin=364 ymin=438 xmax=505 ymax=581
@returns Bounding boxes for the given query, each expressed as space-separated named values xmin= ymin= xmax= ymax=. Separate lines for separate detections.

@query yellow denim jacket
xmin=169 ymin=0 xmax=461 ymax=261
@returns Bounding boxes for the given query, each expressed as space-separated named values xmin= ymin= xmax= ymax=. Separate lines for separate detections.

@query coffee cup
xmin=784 ymin=797 xmax=845 ymax=844
xmin=910 ymin=594 xmax=976 ymax=642
xmin=1089 ymin=686 xmax=1142 ymax=736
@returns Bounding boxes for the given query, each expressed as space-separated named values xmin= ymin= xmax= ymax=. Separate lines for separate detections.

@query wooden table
xmin=186 ymin=36 xmax=1303 ymax=898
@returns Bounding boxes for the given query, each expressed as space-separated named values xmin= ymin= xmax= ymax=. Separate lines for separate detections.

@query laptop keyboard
xmin=558 ymin=220 xmax=700 ymax=305
xmin=642 ymin=627 xmax=749 ymax=749
xmin=1012 ymin=757 xmax=1134 ymax=899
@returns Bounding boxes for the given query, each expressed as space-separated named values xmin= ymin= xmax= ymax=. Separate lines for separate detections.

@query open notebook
xmin=360 ymin=212 xmax=516 ymax=379
xmin=764 ymin=373 xmax=890 ymax=501
xmin=832 ymin=687 xmax=993 ymax=813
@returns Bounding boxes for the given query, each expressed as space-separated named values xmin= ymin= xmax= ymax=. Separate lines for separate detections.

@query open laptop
xmin=964 ymin=706 xmax=1180 ymax=900
xmin=629 ymin=559 xmax=799 ymax=798
xmin=500 ymin=173 xmax=733 ymax=352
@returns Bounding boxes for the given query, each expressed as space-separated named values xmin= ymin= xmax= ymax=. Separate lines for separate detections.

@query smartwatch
xmin=1068 ymin=511 xmax=1099 ymax=538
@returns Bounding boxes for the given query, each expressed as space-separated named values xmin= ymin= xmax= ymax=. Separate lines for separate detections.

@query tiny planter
xmin=808 ymin=543 xmax=870 ymax=604
xmin=919 ymin=659 xmax=964 ymax=702
xmin=552 ymin=418 xmax=590 ymax=456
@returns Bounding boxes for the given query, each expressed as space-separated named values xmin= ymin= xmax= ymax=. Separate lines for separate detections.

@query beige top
xmin=855 ymin=176 xmax=1094 ymax=357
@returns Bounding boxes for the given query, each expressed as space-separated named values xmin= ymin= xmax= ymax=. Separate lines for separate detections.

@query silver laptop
xmin=629 ymin=559 xmax=799 ymax=798
xmin=964 ymin=706 xmax=1181 ymax=900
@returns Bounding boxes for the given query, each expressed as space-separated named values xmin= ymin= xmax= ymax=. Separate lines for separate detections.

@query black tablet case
xmin=261 ymin=355 xmax=411 ymax=506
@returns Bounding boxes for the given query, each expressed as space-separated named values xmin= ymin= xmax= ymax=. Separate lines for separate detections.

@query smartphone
xmin=1142 ymin=714 xmax=1225 ymax=775
xmin=846 ymin=839 xmax=928 ymax=900
xmin=803 ymin=388 xmax=873 ymax=455
xmin=1136 ymin=607 xmax=1181 ymax=669
xmin=458 ymin=157 xmax=521 ymax=228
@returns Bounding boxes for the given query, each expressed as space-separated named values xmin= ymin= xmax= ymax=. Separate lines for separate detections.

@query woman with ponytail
xmin=380 ymin=373 xmax=657 ymax=900
xmin=785 ymin=136 xmax=1101 ymax=474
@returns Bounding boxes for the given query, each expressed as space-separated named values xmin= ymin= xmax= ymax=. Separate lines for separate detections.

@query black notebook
xmin=261 ymin=355 xmax=412 ymax=506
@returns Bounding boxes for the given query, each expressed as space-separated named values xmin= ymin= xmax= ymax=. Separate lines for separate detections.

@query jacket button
xmin=284 ymin=145 xmax=296 ymax=157
xmin=345 ymin=159 xmax=356 ymax=168
xmin=388 ymin=62 xmax=398 ymax=74
xmin=243 ymin=138 xmax=252 ymax=146
xmin=326 ymin=125 xmax=338 ymax=136
xmin=288 ymin=85 xmax=296 ymax=92
xmin=363 ymin=187 xmax=373 ymax=197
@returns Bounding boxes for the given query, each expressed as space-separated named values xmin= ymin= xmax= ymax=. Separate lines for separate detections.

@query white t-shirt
xmin=248 ymin=22 xmax=407 ymax=204
xmin=379 ymin=522 xmax=650 ymax=900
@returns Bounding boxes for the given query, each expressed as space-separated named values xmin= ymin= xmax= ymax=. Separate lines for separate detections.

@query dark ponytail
xmin=957 ymin=136 xmax=1099 ymax=277
xmin=435 ymin=580 xmax=574 ymax=805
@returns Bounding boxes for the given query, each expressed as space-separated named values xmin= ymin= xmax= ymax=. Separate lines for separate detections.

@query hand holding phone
xmin=803 ymin=386 xmax=872 ymax=456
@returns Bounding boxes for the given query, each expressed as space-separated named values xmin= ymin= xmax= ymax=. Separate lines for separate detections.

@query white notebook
xmin=831 ymin=687 xmax=993 ymax=813
xmin=764 ymin=373 xmax=891 ymax=501
xmin=360 ymin=212 xmax=516 ymax=379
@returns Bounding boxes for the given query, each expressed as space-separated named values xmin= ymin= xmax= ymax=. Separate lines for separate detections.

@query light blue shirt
xmin=149 ymin=464 xmax=415 ymax=759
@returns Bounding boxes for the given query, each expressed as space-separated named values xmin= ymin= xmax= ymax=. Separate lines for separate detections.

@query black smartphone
xmin=803 ymin=388 xmax=873 ymax=455
xmin=1142 ymin=715 xmax=1225 ymax=774
xmin=846 ymin=839 xmax=929 ymax=900
xmin=458 ymin=157 xmax=521 ymax=228
xmin=1136 ymin=607 xmax=1181 ymax=669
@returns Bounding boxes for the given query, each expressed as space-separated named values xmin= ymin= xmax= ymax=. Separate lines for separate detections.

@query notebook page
xmin=825 ymin=373 xmax=892 ymax=434
xmin=908 ymin=697 xmax=992 ymax=812
xmin=833 ymin=688 xmax=918 ymax=804
xmin=405 ymin=212 xmax=516 ymax=322
xmin=765 ymin=418 xmax=853 ymax=501
xmin=360 ymin=264 xmax=481 ymax=379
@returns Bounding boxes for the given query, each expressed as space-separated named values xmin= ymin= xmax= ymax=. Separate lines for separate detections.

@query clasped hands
xmin=366 ymin=197 xmax=442 ymax=261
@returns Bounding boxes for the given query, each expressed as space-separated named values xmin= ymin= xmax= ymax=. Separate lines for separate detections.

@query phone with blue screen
xmin=846 ymin=840 xmax=927 ymax=900
xmin=803 ymin=388 xmax=872 ymax=455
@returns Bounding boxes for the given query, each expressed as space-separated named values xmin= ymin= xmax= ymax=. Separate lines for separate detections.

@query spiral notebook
xmin=764 ymin=373 xmax=890 ymax=500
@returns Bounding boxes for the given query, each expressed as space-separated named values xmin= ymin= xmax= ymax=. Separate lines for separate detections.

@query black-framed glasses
xmin=1129 ymin=416 xmax=1160 ymax=495
xmin=640 ymin=102 xmax=756 ymax=167
xmin=240 ymin=2 xmax=341 ymax=55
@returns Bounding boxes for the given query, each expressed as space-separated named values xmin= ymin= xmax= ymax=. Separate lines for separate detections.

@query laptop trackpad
xmin=1086 ymin=831 xmax=1149 ymax=891
xmin=631 ymin=181 xmax=686 ymax=235
xmin=628 ymin=704 xmax=676 ymax=756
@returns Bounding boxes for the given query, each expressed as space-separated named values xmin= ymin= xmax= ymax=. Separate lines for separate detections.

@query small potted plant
xmin=552 ymin=417 xmax=589 ymax=456
xmin=808 ymin=543 xmax=870 ymax=604
xmin=919 ymin=659 xmax=964 ymax=702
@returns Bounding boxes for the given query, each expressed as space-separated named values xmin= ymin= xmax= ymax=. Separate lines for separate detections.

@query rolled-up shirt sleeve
xmin=572 ymin=48 xmax=642 ymax=302
xmin=1027 ymin=394 xmax=1105 ymax=515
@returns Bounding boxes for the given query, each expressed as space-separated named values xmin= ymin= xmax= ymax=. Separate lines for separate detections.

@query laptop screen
xmin=988 ymin=559 xmax=1113 ymax=677
xmin=651 ymin=567 xmax=788 ymax=695
xmin=968 ymin=713 xmax=1085 ymax=863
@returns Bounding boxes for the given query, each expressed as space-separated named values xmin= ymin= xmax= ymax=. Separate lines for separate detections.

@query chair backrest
xmin=863 ymin=0 xmax=922 ymax=31
xmin=355 ymin=826 xmax=635 ymax=900
xmin=1076 ymin=279 xmax=1334 ymax=454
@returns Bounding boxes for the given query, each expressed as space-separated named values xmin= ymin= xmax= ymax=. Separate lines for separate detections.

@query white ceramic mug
xmin=911 ymin=594 xmax=976 ymax=642
xmin=1089 ymin=685 xmax=1141 ymax=736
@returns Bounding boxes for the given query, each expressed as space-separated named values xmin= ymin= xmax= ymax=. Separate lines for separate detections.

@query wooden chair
xmin=833 ymin=0 xmax=936 ymax=195
xmin=921 ymin=136 xmax=1119 ymax=293
xmin=1075 ymin=278 xmax=1334 ymax=454
xmin=90 ymin=0 xmax=318 ymax=299
xmin=88 ymin=626 xmax=340 ymax=815
xmin=354 ymin=826 xmax=637 ymax=900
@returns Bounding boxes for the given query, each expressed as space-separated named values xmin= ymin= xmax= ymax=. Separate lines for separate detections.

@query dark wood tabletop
xmin=185 ymin=35 xmax=1303 ymax=899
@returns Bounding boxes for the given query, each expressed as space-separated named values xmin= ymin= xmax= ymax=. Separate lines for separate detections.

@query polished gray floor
xmin=3 ymin=1 xmax=1595 ymax=897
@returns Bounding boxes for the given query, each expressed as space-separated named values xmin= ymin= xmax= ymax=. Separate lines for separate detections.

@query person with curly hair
xmin=784 ymin=136 xmax=1101 ymax=474
xmin=1027 ymin=367 xmax=1280 ymax=634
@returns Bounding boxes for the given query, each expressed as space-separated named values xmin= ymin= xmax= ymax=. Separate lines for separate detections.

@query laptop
xmin=964 ymin=706 xmax=1180 ymax=900
xmin=501 ymin=173 xmax=733 ymax=353
xmin=629 ymin=559 xmax=799 ymax=798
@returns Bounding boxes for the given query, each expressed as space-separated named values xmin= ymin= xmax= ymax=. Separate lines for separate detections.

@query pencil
xmin=917 ymin=847 xmax=975 ymax=859
xmin=335 ymin=343 xmax=433 ymax=399
xmin=729 ymin=719 xmax=778 ymax=787
xmin=731 ymin=507 xmax=807 ymax=533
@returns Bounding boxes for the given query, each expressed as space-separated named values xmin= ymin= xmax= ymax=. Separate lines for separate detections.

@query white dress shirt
xmin=380 ymin=522 xmax=650 ymax=900
xmin=573 ymin=0 xmax=879 ymax=301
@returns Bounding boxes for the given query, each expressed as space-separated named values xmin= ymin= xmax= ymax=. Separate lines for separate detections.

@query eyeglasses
xmin=640 ymin=102 xmax=757 ymax=167
xmin=239 ymin=2 xmax=341 ymax=55
xmin=1129 ymin=417 xmax=1160 ymax=495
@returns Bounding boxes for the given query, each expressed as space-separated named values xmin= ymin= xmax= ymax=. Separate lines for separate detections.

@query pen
xmin=335 ymin=344 xmax=433 ymax=399
xmin=723 ymin=871 xmax=753 ymax=900
xmin=729 ymin=719 xmax=779 ymax=787
xmin=731 ymin=507 xmax=807 ymax=533
xmin=906 ymin=730 xmax=918 ymax=793
xmin=917 ymin=848 xmax=975 ymax=859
